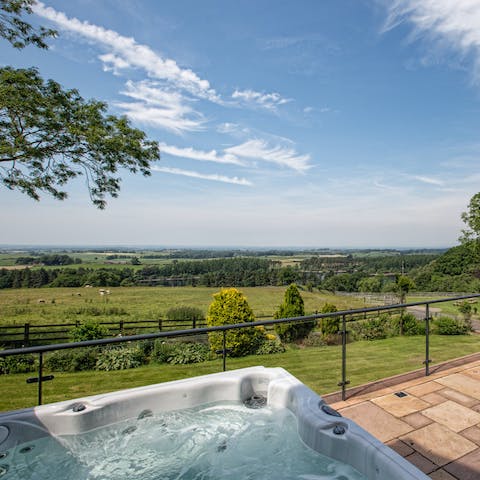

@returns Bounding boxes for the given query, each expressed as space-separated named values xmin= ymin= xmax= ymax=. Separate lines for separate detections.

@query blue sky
xmin=2 ymin=0 xmax=480 ymax=248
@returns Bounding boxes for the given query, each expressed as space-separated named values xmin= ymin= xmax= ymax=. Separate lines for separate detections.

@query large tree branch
xmin=0 ymin=66 xmax=160 ymax=208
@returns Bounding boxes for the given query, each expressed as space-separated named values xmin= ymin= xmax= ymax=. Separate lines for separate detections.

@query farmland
xmin=0 ymin=286 xmax=368 ymax=327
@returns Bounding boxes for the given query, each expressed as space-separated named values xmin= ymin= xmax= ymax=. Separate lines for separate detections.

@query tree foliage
xmin=395 ymin=275 xmax=415 ymax=303
xmin=274 ymin=283 xmax=314 ymax=342
xmin=0 ymin=0 xmax=56 ymax=49
xmin=460 ymin=192 xmax=480 ymax=244
xmin=319 ymin=302 xmax=339 ymax=337
xmin=206 ymin=288 xmax=264 ymax=357
xmin=0 ymin=67 xmax=160 ymax=208
xmin=70 ymin=320 xmax=109 ymax=342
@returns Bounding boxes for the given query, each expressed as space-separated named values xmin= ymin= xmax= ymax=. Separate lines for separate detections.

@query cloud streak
xmin=411 ymin=175 xmax=445 ymax=186
xmin=152 ymin=166 xmax=252 ymax=186
xmin=115 ymin=80 xmax=205 ymax=133
xmin=159 ymin=143 xmax=246 ymax=166
xmin=382 ymin=0 xmax=480 ymax=82
xmin=34 ymin=2 xmax=220 ymax=102
xmin=232 ymin=89 xmax=291 ymax=111
xmin=225 ymin=139 xmax=311 ymax=172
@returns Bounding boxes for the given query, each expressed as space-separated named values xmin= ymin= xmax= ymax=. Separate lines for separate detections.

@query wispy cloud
xmin=410 ymin=175 xmax=445 ymax=186
xmin=232 ymin=89 xmax=291 ymax=111
xmin=115 ymin=80 xmax=204 ymax=133
xmin=216 ymin=123 xmax=241 ymax=134
xmin=382 ymin=0 xmax=480 ymax=82
xmin=33 ymin=2 xmax=220 ymax=102
xmin=152 ymin=166 xmax=252 ymax=186
xmin=159 ymin=143 xmax=245 ymax=166
xmin=225 ymin=139 xmax=311 ymax=172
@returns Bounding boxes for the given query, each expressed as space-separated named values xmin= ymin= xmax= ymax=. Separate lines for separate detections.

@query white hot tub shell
xmin=0 ymin=366 xmax=429 ymax=479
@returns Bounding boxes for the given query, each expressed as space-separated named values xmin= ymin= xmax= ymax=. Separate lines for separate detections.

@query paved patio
xmin=325 ymin=355 xmax=480 ymax=480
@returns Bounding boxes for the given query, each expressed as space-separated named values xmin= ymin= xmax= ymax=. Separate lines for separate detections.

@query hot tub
xmin=0 ymin=366 xmax=428 ymax=479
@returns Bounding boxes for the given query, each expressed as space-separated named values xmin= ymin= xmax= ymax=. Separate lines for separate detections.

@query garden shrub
xmin=167 ymin=343 xmax=210 ymax=364
xmin=274 ymin=284 xmax=313 ymax=342
xmin=401 ymin=313 xmax=425 ymax=336
xmin=303 ymin=331 xmax=326 ymax=347
xmin=95 ymin=345 xmax=147 ymax=371
xmin=207 ymin=288 xmax=265 ymax=357
xmin=45 ymin=348 xmax=99 ymax=372
xmin=319 ymin=303 xmax=339 ymax=333
xmin=319 ymin=303 xmax=340 ymax=344
xmin=435 ymin=316 xmax=469 ymax=335
xmin=255 ymin=337 xmax=286 ymax=355
xmin=350 ymin=314 xmax=392 ymax=340
xmin=138 ymin=339 xmax=155 ymax=357
xmin=458 ymin=301 xmax=472 ymax=319
xmin=152 ymin=340 xmax=210 ymax=364
xmin=152 ymin=340 xmax=178 ymax=363
xmin=70 ymin=321 xmax=109 ymax=342
xmin=0 ymin=353 xmax=37 ymax=374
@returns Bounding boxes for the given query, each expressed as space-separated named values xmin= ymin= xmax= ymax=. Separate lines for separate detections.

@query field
xmin=1 ymin=263 xmax=477 ymax=412
xmin=0 ymin=286 xmax=369 ymax=326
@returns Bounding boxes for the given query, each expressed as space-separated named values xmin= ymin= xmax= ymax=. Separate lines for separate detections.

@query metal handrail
xmin=1 ymin=293 xmax=480 ymax=405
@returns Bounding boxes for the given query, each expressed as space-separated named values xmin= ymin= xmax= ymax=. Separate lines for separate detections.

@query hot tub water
xmin=2 ymin=402 xmax=366 ymax=480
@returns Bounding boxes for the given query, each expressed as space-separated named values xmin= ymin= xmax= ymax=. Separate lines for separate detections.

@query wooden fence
xmin=0 ymin=318 xmax=210 ymax=348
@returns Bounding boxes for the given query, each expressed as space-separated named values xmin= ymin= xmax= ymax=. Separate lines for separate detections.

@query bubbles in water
xmin=4 ymin=402 xmax=366 ymax=480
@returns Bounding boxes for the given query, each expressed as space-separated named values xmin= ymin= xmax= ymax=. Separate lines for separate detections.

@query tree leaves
xmin=0 ymin=67 xmax=160 ymax=208
xmin=0 ymin=0 xmax=56 ymax=49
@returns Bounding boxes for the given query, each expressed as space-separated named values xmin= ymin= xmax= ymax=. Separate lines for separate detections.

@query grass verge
xmin=1 ymin=334 xmax=478 ymax=412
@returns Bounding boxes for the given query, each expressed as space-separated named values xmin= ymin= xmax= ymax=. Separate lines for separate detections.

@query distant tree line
xmin=15 ymin=254 xmax=82 ymax=266
xmin=0 ymin=257 xmax=297 ymax=289
xmin=142 ymin=248 xmax=327 ymax=260
xmin=300 ymin=253 xmax=439 ymax=275
xmin=2 ymin=248 xmax=478 ymax=292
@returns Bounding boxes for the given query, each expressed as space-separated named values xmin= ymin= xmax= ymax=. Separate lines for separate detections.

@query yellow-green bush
xmin=207 ymin=288 xmax=265 ymax=357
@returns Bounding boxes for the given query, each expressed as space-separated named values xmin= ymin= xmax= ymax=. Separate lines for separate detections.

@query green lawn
xmin=1 ymin=334 xmax=478 ymax=412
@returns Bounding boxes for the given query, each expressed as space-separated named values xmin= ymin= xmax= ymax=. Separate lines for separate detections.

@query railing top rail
xmin=1 ymin=293 xmax=479 ymax=358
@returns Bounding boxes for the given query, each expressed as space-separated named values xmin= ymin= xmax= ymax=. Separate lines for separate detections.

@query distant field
xmin=0 ymin=286 xmax=368 ymax=326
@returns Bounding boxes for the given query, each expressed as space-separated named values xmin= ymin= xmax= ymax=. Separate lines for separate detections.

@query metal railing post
xmin=338 ymin=314 xmax=350 ymax=401
xmin=424 ymin=303 xmax=431 ymax=376
xmin=222 ymin=331 xmax=227 ymax=372
xmin=38 ymin=352 xmax=43 ymax=406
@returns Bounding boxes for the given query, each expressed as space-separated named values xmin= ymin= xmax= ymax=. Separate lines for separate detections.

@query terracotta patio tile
xmin=438 ymin=388 xmax=479 ymax=408
xmin=339 ymin=401 xmax=413 ymax=442
xmin=428 ymin=469 xmax=459 ymax=480
xmin=405 ymin=381 xmax=444 ymax=397
xmin=397 ymin=376 xmax=439 ymax=390
xmin=436 ymin=374 xmax=480 ymax=400
xmin=403 ymin=412 xmax=433 ymax=429
xmin=423 ymin=393 xmax=448 ymax=406
xmin=405 ymin=452 xmax=437 ymax=474
xmin=464 ymin=366 xmax=480 ymax=380
xmin=386 ymin=439 xmax=415 ymax=457
xmin=423 ymin=400 xmax=480 ymax=433
xmin=400 ymin=423 xmax=477 ymax=466
xmin=443 ymin=448 xmax=480 ymax=480
xmin=460 ymin=426 xmax=480 ymax=446
xmin=371 ymin=392 xmax=429 ymax=417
